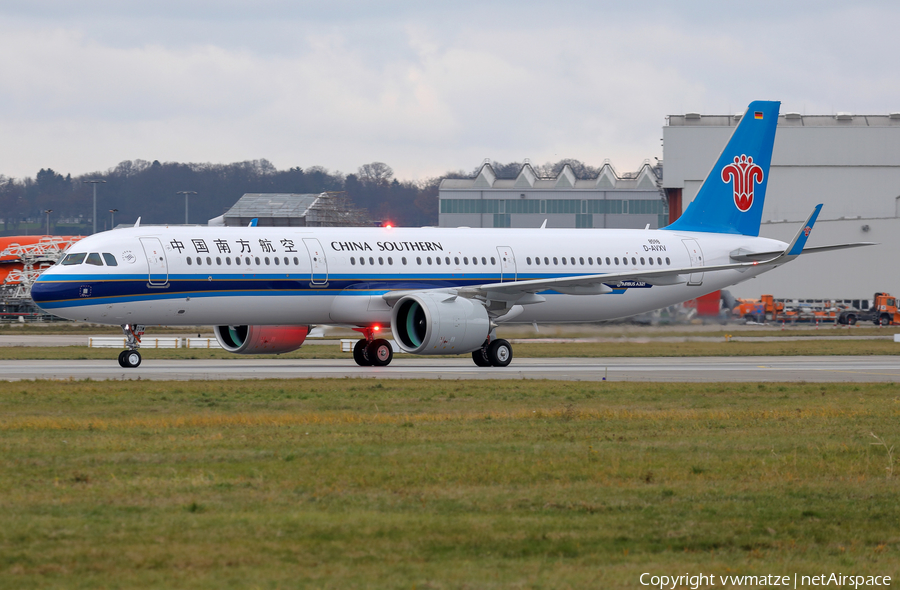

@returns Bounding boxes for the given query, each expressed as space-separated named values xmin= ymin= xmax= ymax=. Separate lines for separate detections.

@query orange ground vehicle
xmin=733 ymin=294 xmax=849 ymax=323
xmin=837 ymin=293 xmax=900 ymax=325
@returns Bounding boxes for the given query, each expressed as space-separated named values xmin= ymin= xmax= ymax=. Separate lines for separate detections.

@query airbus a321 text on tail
xmin=31 ymin=101 xmax=871 ymax=368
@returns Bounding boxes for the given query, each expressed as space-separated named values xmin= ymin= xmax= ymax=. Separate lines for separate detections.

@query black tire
xmin=880 ymin=313 xmax=892 ymax=326
xmin=487 ymin=339 xmax=513 ymax=367
xmin=472 ymin=347 xmax=491 ymax=367
xmin=847 ymin=314 xmax=857 ymax=326
xmin=117 ymin=350 xmax=128 ymax=367
xmin=367 ymin=339 xmax=393 ymax=367
xmin=353 ymin=339 xmax=372 ymax=366
xmin=123 ymin=350 xmax=141 ymax=368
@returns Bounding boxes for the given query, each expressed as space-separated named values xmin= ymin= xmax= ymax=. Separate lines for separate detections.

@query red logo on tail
xmin=721 ymin=155 xmax=764 ymax=212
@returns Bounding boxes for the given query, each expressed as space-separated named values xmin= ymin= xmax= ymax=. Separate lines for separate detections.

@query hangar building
xmin=663 ymin=111 xmax=900 ymax=300
xmin=439 ymin=161 xmax=667 ymax=229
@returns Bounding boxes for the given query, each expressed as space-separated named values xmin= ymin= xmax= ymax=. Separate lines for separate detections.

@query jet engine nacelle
xmin=213 ymin=325 xmax=309 ymax=354
xmin=390 ymin=292 xmax=490 ymax=355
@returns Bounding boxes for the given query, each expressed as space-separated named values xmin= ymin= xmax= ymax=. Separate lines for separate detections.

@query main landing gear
xmin=350 ymin=328 xmax=513 ymax=368
xmin=352 ymin=327 xmax=394 ymax=367
xmin=117 ymin=324 xmax=144 ymax=368
xmin=472 ymin=338 xmax=513 ymax=367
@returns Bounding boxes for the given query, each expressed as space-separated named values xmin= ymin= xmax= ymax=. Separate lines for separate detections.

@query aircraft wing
xmin=729 ymin=242 xmax=875 ymax=262
xmin=454 ymin=258 xmax=767 ymax=300
xmin=384 ymin=205 xmax=837 ymax=308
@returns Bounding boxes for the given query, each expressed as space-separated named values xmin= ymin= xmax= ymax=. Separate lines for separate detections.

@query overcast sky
xmin=1 ymin=0 xmax=897 ymax=181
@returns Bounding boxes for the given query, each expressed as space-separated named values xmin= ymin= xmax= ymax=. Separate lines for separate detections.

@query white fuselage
xmin=32 ymin=225 xmax=785 ymax=327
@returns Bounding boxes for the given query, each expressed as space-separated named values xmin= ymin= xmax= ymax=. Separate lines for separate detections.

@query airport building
xmin=663 ymin=111 xmax=900 ymax=300
xmin=211 ymin=192 xmax=369 ymax=227
xmin=438 ymin=161 xmax=667 ymax=229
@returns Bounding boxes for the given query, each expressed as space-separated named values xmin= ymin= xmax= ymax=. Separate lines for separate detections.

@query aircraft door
xmin=496 ymin=246 xmax=517 ymax=282
xmin=682 ymin=238 xmax=704 ymax=286
xmin=303 ymin=238 xmax=328 ymax=285
xmin=139 ymin=237 xmax=168 ymax=286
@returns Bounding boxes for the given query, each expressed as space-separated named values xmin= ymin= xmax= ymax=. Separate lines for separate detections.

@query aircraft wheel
xmin=117 ymin=350 xmax=128 ymax=367
xmin=472 ymin=347 xmax=491 ymax=367
xmin=353 ymin=339 xmax=372 ymax=366
xmin=122 ymin=350 xmax=142 ymax=368
xmin=367 ymin=339 xmax=393 ymax=367
xmin=487 ymin=339 xmax=513 ymax=367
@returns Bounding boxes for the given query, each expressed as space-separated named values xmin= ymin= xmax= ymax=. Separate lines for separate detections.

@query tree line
xmin=0 ymin=157 xmax=602 ymax=234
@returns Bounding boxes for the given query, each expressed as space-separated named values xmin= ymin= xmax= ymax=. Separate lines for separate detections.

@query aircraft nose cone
xmin=30 ymin=278 xmax=54 ymax=309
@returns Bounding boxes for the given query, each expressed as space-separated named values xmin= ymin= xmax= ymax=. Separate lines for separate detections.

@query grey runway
xmin=1 ymin=356 xmax=898 ymax=382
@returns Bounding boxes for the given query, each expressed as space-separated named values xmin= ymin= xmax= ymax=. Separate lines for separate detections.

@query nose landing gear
xmin=117 ymin=324 xmax=144 ymax=368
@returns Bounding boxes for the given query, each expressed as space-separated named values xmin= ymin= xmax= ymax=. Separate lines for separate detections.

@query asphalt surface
xmin=2 ymin=356 xmax=898 ymax=382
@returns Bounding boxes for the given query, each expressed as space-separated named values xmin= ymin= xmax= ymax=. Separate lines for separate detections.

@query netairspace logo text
xmin=640 ymin=572 xmax=891 ymax=589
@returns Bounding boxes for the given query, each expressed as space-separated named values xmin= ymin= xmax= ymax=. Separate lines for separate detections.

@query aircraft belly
xmin=330 ymin=294 xmax=392 ymax=325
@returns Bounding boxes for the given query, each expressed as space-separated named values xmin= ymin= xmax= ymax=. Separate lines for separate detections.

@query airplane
xmin=30 ymin=100 xmax=870 ymax=369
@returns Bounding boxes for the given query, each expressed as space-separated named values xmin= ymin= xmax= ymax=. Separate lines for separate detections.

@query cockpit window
xmin=61 ymin=253 xmax=87 ymax=265
xmin=102 ymin=253 xmax=118 ymax=266
xmin=85 ymin=253 xmax=103 ymax=266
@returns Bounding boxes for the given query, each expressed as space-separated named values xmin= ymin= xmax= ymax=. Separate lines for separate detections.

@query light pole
xmin=110 ymin=208 xmax=118 ymax=229
xmin=44 ymin=209 xmax=52 ymax=235
xmin=83 ymin=179 xmax=107 ymax=234
xmin=177 ymin=191 xmax=197 ymax=224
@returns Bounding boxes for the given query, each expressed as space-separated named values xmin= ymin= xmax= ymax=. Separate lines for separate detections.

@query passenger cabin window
xmin=102 ymin=253 xmax=118 ymax=266
xmin=254 ymin=257 xmax=261 ymax=265
xmin=481 ymin=257 xmax=487 ymax=265
xmin=85 ymin=253 xmax=103 ymax=266
xmin=490 ymin=257 xmax=496 ymax=265
xmin=216 ymin=257 xmax=222 ymax=265
xmin=186 ymin=257 xmax=193 ymax=265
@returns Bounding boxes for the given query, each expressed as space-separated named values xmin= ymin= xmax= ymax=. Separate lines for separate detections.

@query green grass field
xmin=1 ymin=379 xmax=898 ymax=588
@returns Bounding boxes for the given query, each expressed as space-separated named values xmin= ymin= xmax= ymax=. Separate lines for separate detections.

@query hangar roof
xmin=222 ymin=193 xmax=321 ymax=220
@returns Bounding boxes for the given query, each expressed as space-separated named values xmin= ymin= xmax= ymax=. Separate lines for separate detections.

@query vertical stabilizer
xmin=663 ymin=100 xmax=780 ymax=236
